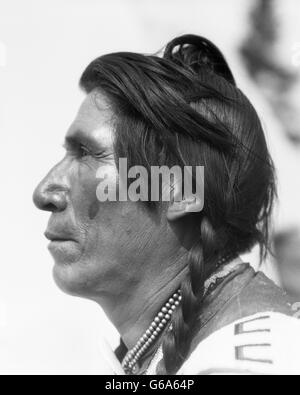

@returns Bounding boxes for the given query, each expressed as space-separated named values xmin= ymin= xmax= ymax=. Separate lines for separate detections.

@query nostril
xmin=43 ymin=203 xmax=59 ymax=212
xmin=33 ymin=186 xmax=67 ymax=213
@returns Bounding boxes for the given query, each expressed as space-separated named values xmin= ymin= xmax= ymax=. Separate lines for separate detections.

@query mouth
xmin=44 ymin=230 xmax=80 ymax=263
xmin=44 ymin=230 xmax=77 ymax=243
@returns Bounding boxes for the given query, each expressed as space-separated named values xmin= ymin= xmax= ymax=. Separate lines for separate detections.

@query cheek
xmin=66 ymin=162 xmax=163 ymax=274
xmin=68 ymin=163 xmax=121 ymax=257
xmin=70 ymin=163 xmax=107 ymax=224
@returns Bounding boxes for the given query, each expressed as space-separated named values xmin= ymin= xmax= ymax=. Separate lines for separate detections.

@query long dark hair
xmin=80 ymin=34 xmax=276 ymax=374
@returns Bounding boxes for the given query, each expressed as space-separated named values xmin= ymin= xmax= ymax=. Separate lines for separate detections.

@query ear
xmin=166 ymin=195 xmax=203 ymax=221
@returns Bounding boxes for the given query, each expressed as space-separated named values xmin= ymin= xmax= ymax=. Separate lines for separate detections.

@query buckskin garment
xmin=113 ymin=262 xmax=300 ymax=375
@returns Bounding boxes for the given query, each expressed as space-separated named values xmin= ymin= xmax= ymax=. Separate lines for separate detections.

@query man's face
xmin=33 ymin=91 xmax=165 ymax=299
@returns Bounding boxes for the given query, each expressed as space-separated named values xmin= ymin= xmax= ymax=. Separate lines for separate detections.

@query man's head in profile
xmin=33 ymin=35 xmax=277 ymax=374
xmin=32 ymin=87 xmax=203 ymax=299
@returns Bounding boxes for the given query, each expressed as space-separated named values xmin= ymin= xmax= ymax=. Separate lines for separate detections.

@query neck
xmin=123 ymin=267 xmax=188 ymax=350
xmin=97 ymin=251 xmax=243 ymax=352
xmin=97 ymin=250 xmax=189 ymax=351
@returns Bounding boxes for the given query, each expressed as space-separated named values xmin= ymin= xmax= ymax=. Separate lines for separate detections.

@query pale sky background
xmin=0 ymin=0 xmax=299 ymax=374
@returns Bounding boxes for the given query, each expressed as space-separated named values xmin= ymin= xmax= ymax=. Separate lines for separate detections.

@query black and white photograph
xmin=1 ymin=0 xmax=300 ymax=377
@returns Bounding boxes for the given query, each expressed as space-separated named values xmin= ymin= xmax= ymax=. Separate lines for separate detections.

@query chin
xmin=52 ymin=263 xmax=90 ymax=298
xmin=51 ymin=258 xmax=105 ymax=301
xmin=48 ymin=240 xmax=82 ymax=265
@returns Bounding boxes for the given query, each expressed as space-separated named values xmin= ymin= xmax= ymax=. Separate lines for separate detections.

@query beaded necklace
xmin=122 ymin=254 xmax=238 ymax=374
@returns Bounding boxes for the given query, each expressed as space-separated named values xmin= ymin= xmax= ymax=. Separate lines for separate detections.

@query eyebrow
xmin=64 ymin=129 xmax=114 ymax=158
xmin=64 ymin=130 xmax=99 ymax=150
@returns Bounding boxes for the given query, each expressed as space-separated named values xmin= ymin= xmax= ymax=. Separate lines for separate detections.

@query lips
xmin=44 ymin=228 xmax=81 ymax=264
xmin=44 ymin=230 xmax=77 ymax=243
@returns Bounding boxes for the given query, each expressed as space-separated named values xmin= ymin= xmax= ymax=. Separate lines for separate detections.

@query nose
xmin=33 ymin=165 xmax=69 ymax=213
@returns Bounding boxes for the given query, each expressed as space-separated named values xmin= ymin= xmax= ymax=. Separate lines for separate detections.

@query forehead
xmin=66 ymin=91 xmax=115 ymax=147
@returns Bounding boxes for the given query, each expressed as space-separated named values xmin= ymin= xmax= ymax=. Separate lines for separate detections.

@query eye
xmin=79 ymin=144 xmax=90 ymax=158
xmin=93 ymin=151 xmax=107 ymax=160
xmin=78 ymin=144 xmax=108 ymax=161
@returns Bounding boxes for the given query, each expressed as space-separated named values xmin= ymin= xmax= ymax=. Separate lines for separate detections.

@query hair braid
xmin=157 ymin=218 xmax=219 ymax=374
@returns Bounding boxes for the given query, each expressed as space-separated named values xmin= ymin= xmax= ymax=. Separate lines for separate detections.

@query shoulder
xmin=222 ymin=270 xmax=298 ymax=320
xmin=197 ymin=268 xmax=298 ymax=342
xmin=237 ymin=270 xmax=296 ymax=313
xmin=178 ymin=312 xmax=300 ymax=375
